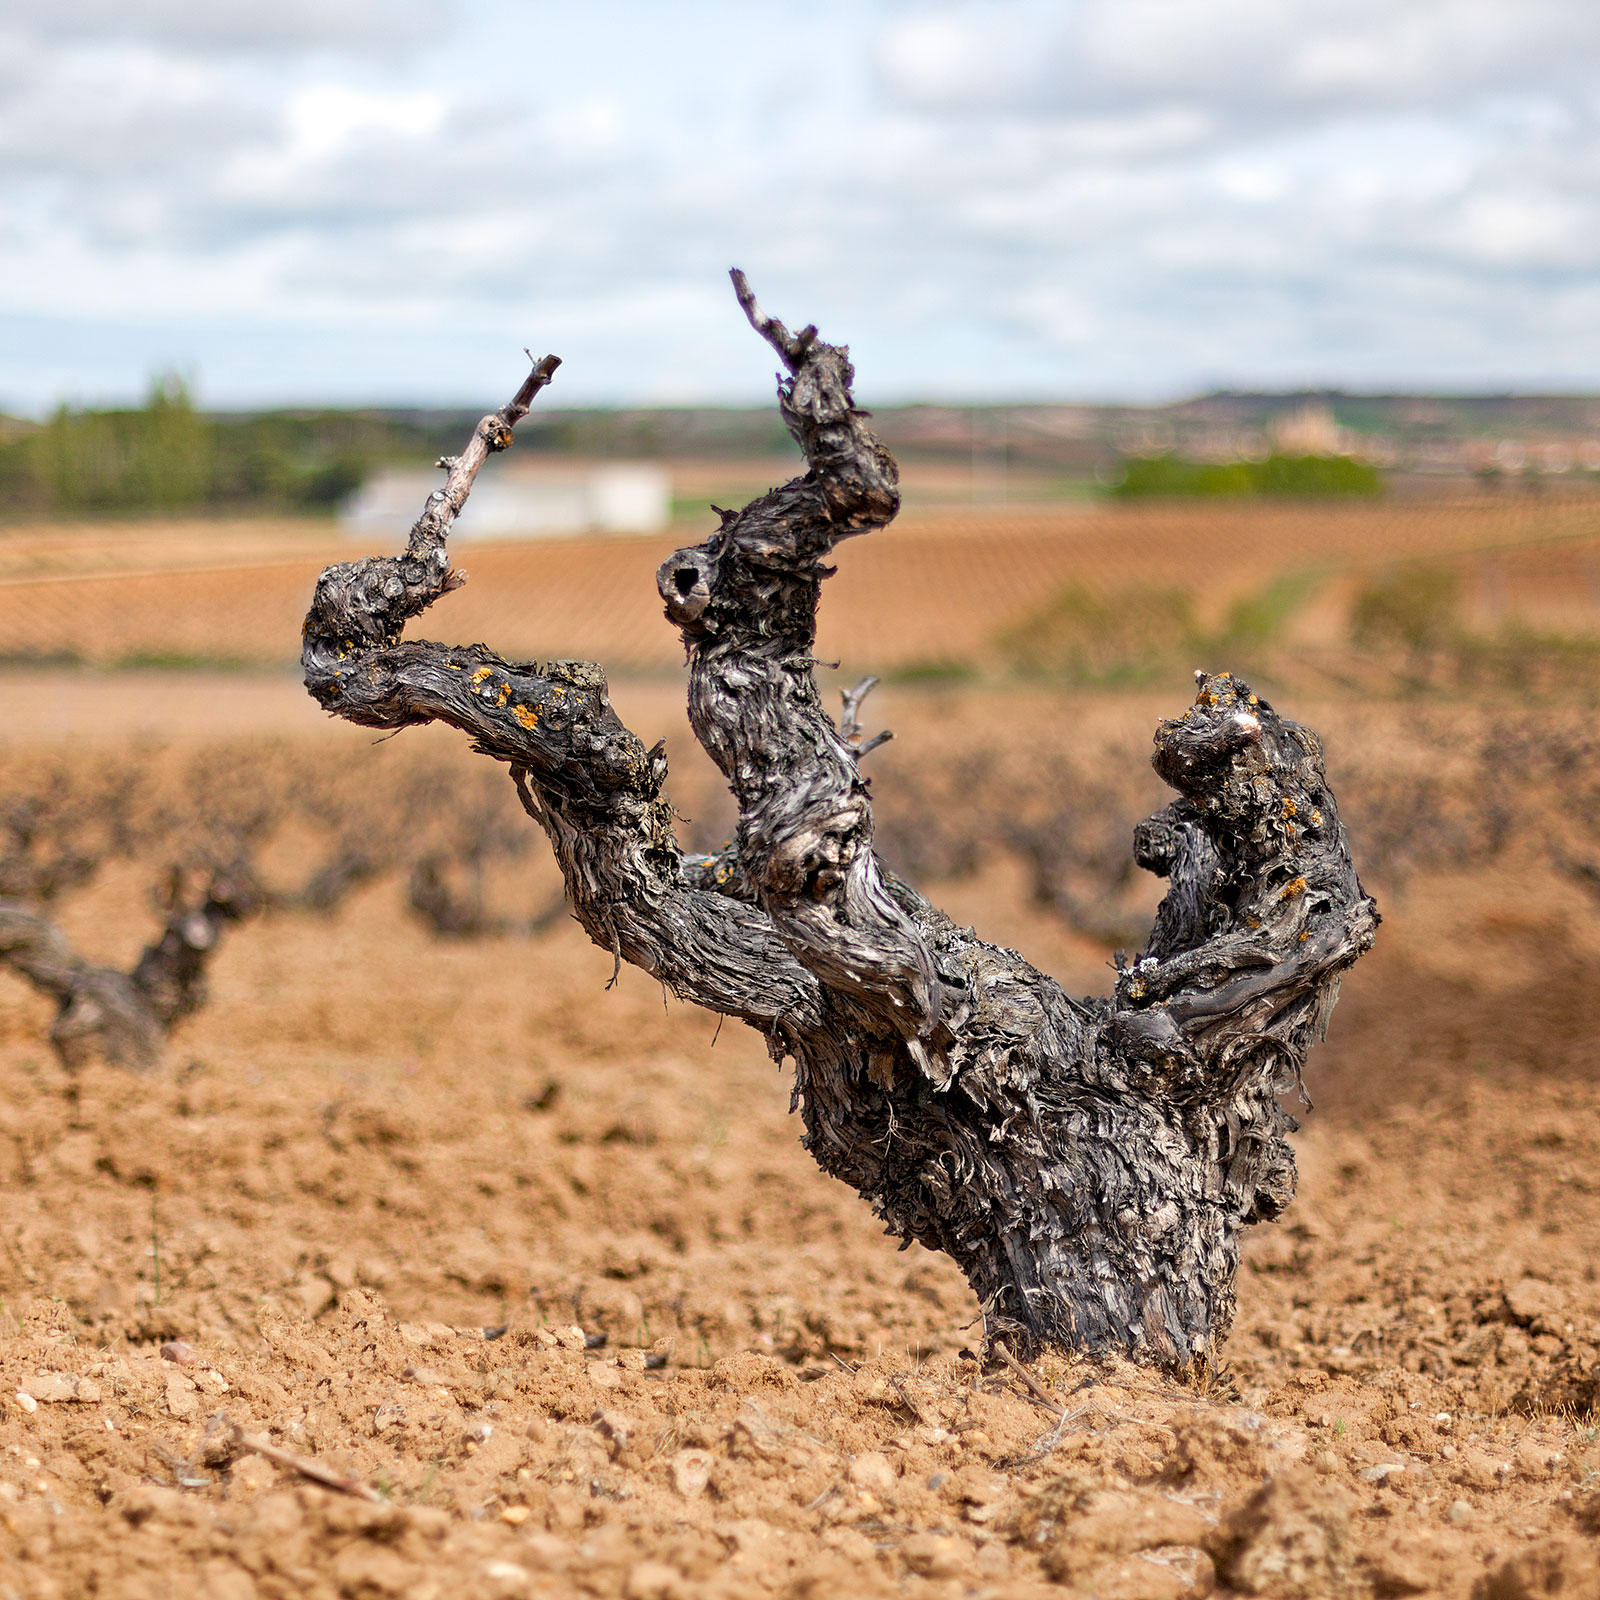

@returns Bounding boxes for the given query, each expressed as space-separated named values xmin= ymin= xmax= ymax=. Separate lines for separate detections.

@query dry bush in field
xmin=0 ymin=754 xmax=262 ymax=1067
xmin=868 ymin=746 xmax=1164 ymax=949
xmin=0 ymin=746 xmax=532 ymax=1067
xmin=0 ymin=859 xmax=261 ymax=1070
xmin=870 ymin=709 xmax=1600 ymax=948
xmin=301 ymin=273 xmax=1379 ymax=1371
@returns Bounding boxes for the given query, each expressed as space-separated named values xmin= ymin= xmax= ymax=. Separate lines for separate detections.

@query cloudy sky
xmin=6 ymin=0 xmax=1600 ymax=411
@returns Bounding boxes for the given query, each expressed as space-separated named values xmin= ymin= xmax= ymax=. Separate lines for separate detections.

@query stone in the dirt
xmin=1090 ymin=1547 xmax=1216 ymax=1600
xmin=1475 ymin=1539 xmax=1600 ymax=1600
xmin=331 ymin=1543 xmax=412 ymax=1597
xmin=667 ymin=1448 xmax=713 ymax=1498
xmin=161 ymin=1339 xmax=198 ymax=1365
xmin=402 ymin=1363 xmax=455 ymax=1388
xmin=847 ymin=1451 xmax=897 ymax=1493
xmin=165 ymin=1372 xmax=200 ymax=1418
xmin=533 ymin=1324 xmax=589 ymax=1352
xmin=900 ymin=1533 xmax=971 ymax=1580
xmin=478 ymin=1560 xmax=532 ymax=1600
xmin=1504 ymin=1279 xmax=1566 ymax=1328
xmin=230 ymin=1456 xmax=275 ymax=1494
xmin=19 ymin=1374 xmax=78 ymax=1404
xmin=624 ymin=1561 xmax=680 ymax=1600
xmin=974 ymin=1541 xmax=1009 ymax=1579
xmin=1040 ymin=1487 xmax=1211 ymax=1586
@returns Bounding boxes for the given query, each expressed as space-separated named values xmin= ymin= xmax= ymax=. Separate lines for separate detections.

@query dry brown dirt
xmin=1 ymin=669 xmax=1599 ymax=1600
xmin=1 ymin=496 xmax=1597 ymax=673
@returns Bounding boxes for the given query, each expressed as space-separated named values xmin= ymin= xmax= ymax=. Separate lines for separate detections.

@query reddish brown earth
xmin=1 ymin=671 xmax=1598 ymax=1600
xmin=0 ymin=496 xmax=1596 ymax=673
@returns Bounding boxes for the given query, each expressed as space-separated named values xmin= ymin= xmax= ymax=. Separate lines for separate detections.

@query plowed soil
xmin=2 ymin=495 xmax=1599 ymax=672
xmin=2 ymin=667 xmax=1599 ymax=1600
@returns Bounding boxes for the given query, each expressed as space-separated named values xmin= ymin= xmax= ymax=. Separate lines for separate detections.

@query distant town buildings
xmin=1267 ymin=402 xmax=1344 ymax=457
xmin=341 ymin=461 xmax=670 ymax=541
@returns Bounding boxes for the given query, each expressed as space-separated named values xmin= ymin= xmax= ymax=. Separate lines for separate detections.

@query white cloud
xmin=877 ymin=0 xmax=1600 ymax=116
xmin=4 ymin=0 xmax=1600 ymax=409
xmin=5 ymin=0 xmax=451 ymax=52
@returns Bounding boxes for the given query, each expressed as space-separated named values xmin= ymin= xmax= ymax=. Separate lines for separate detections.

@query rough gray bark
xmin=302 ymin=274 xmax=1377 ymax=1370
xmin=0 ymin=864 xmax=261 ymax=1071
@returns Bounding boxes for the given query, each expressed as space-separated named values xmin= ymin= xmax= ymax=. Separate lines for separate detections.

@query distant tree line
xmin=0 ymin=377 xmax=476 ymax=517
xmin=0 ymin=381 xmax=1398 ymax=519
xmin=0 ymin=378 xmax=814 ymax=520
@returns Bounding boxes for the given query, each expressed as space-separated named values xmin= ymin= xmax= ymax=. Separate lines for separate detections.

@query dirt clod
xmin=1212 ymin=1468 xmax=1354 ymax=1598
xmin=1475 ymin=1539 xmax=1600 ymax=1600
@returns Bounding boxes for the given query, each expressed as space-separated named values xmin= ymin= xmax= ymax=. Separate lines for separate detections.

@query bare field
xmin=0 ymin=496 xmax=1596 ymax=673
xmin=1 ymin=498 xmax=1599 ymax=1599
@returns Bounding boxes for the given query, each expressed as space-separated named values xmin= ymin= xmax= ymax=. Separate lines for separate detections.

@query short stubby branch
xmin=304 ymin=354 xmax=560 ymax=655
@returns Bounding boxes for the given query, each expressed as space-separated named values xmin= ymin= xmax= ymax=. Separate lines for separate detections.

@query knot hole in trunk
xmin=657 ymin=550 xmax=715 ymax=624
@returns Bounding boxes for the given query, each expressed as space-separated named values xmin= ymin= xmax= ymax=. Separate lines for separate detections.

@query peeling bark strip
xmin=302 ymin=275 xmax=1377 ymax=1370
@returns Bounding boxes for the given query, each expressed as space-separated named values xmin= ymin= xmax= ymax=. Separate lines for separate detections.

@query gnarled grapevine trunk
xmin=302 ymin=276 xmax=1377 ymax=1370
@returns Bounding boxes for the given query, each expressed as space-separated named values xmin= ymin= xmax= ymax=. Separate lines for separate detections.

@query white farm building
xmin=341 ymin=460 xmax=671 ymax=542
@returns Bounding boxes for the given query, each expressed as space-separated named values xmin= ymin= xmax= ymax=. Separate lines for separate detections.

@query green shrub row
xmin=1110 ymin=452 xmax=1382 ymax=499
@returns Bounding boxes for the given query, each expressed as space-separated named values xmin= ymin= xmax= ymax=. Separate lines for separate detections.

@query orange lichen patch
xmin=512 ymin=704 xmax=539 ymax=730
xmin=1194 ymin=672 xmax=1240 ymax=709
xmin=1283 ymin=798 xmax=1299 ymax=817
xmin=496 ymin=683 xmax=512 ymax=707
xmin=470 ymin=666 xmax=493 ymax=685
xmin=447 ymin=662 xmax=463 ymax=672
xmin=1277 ymin=876 xmax=1308 ymax=901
